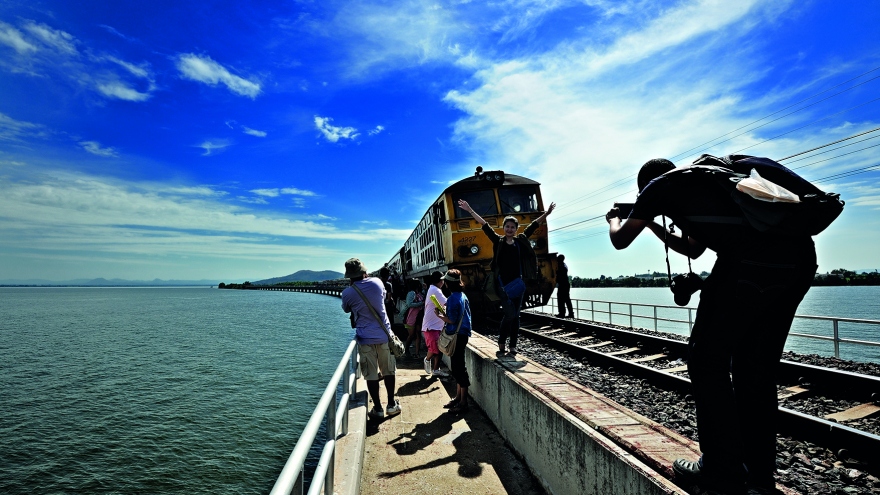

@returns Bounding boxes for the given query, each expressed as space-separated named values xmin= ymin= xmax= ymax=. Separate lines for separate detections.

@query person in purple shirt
xmin=341 ymin=258 xmax=401 ymax=419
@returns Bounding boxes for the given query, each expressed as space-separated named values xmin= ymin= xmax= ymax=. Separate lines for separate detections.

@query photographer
xmin=606 ymin=158 xmax=817 ymax=495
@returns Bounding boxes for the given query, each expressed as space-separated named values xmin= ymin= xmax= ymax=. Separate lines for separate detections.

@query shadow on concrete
xmin=375 ymin=409 xmax=546 ymax=494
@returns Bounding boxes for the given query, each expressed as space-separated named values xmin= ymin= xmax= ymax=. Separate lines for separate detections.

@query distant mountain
xmin=252 ymin=270 xmax=343 ymax=285
xmin=0 ymin=278 xmax=221 ymax=286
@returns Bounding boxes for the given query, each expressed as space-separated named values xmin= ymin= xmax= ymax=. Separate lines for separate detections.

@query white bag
xmin=736 ymin=169 xmax=800 ymax=203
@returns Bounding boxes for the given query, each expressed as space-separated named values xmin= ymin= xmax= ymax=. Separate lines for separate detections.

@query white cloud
xmin=23 ymin=21 xmax=78 ymax=55
xmin=250 ymin=188 xmax=280 ymax=197
xmin=197 ymin=139 xmax=231 ymax=156
xmin=105 ymin=56 xmax=151 ymax=79
xmin=280 ymin=187 xmax=317 ymax=197
xmin=368 ymin=125 xmax=385 ymax=136
xmin=176 ymin=53 xmax=262 ymax=98
xmin=79 ymin=141 xmax=118 ymax=157
xmin=242 ymin=126 xmax=267 ymax=137
xmin=96 ymin=81 xmax=152 ymax=101
xmin=314 ymin=115 xmax=359 ymax=142
xmin=0 ymin=22 xmax=37 ymax=54
xmin=0 ymin=112 xmax=45 ymax=141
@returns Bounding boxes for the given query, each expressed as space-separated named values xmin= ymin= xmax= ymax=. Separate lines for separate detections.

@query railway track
xmin=514 ymin=311 xmax=880 ymax=467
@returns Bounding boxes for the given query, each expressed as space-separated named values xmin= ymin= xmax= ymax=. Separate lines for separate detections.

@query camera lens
xmin=674 ymin=291 xmax=691 ymax=306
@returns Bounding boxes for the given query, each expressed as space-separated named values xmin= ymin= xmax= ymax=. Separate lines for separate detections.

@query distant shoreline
xmin=0 ymin=285 xmax=216 ymax=288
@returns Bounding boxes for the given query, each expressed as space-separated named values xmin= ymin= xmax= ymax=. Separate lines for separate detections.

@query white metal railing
xmin=542 ymin=297 xmax=880 ymax=360
xmin=270 ymin=340 xmax=360 ymax=495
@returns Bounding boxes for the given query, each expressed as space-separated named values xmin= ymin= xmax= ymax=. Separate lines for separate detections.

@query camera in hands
xmin=613 ymin=202 xmax=634 ymax=218
xmin=670 ymin=272 xmax=703 ymax=306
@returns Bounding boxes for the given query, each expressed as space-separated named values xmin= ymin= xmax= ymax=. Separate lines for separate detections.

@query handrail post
xmin=833 ymin=319 xmax=840 ymax=358
xmin=590 ymin=300 xmax=594 ymax=322
xmin=628 ymin=304 xmax=632 ymax=328
xmin=608 ymin=301 xmax=612 ymax=325
xmin=688 ymin=308 xmax=694 ymax=333
xmin=653 ymin=306 xmax=658 ymax=331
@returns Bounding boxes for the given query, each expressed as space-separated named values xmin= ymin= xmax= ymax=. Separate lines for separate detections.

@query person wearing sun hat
xmin=340 ymin=257 xmax=401 ymax=419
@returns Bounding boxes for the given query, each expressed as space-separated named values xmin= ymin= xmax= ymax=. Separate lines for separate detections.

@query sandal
xmin=443 ymin=399 xmax=460 ymax=409
xmin=449 ymin=403 xmax=469 ymax=414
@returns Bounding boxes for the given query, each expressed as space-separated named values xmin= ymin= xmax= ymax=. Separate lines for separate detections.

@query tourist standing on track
xmin=605 ymin=157 xmax=818 ymax=494
xmin=434 ymin=269 xmax=472 ymax=414
xmin=422 ymin=271 xmax=448 ymax=377
xmin=555 ymin=254 xmax=574 ymax=319
xmin=458 ymin=199 xmax=556 ymax=357
xmin=341 ymin=258 xmax=402 ymax=419
xmin=402 ymin=278 xmax=425 ymax=359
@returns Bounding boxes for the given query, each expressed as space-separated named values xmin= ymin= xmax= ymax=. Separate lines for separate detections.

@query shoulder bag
xmin=438 ymin=310 xmax=465 ymax=356
xmin=351 ymin=283 xmax=406 ymax=357
xmin=499 ymin=241 xmax=527 ymax=299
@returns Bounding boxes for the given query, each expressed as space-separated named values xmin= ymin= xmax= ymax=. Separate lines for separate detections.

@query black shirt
xmin=629 ymin=166 xmax=815 ymax=264
xmin=497 ymin=241 xmax=522 ymax=285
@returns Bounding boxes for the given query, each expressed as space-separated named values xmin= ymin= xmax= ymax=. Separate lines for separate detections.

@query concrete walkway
xmin=359 ymin=357 xmax=546 ymax=495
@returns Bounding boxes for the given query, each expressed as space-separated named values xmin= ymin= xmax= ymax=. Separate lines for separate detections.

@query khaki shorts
xmin=358 ymin=343 xmax=396 ymax=381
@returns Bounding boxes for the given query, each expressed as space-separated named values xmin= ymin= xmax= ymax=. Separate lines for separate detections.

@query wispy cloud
xmin=0 ymin=21 xmax=38 ymax=54
xmin=197 ymin=139 xmax=232 ymax=156
xmin=242 ymin=126 xmax=267 ymax=137
xmin=96 ymin=81 xmax=151 ymax=101
xmin=23 ymin=21 xmax=78 ymax=55
xmin=314 ymin=115 xmax=359 ymax=142
xmin=176 ymin=53 xmax=262 ymax=98
xmin=79 ymin=141 xmax=118 ymax=157
xmin=250 ymin=187 xmax=318 ymax=198
xmin=0 ymin=19 xmax=155 ymax=102
xmin=368 ymin=125 xmax=385 ymax=136
xmin=0 ymin=112 xmax=46 ymax=141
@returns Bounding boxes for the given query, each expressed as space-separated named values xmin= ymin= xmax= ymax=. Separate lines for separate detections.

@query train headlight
xmin=470 ymin=245 xmax=479 ymax=255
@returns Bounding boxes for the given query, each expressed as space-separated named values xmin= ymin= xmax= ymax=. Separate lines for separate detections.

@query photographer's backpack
xmin=689 ymin=154 xmax=844 ymax=236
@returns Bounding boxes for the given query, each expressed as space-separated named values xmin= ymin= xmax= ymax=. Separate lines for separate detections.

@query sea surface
xmin=2 ymin=286 xmax=879 ymax=494
xmin=0 ymin=287 xmax=353 ymax=494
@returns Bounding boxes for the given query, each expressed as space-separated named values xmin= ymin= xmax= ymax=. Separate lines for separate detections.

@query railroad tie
xmin=824 ymin=403 xmax=880 ymax=422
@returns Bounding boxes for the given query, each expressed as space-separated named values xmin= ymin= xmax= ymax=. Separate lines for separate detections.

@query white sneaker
xmin=423 ymin=357 xmax=432 ymax=375
xmin=386 ymin=399 xmax=401 ymax=416
xmin=369 ymin=407 xmax=384 ymax=419
xmin=432 ymin=369 xmax=448 ymax=377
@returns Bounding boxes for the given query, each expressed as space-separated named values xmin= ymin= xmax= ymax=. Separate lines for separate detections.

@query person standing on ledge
xmin=606 ymin=157 xmax=817 ymax=495
xmin=458 ymin=198 xmax=556 ymax=357
xmin=555 ymin=254 xmax=574 ymax=319
xmin=341 ymin=258 xmax=401 ymax=419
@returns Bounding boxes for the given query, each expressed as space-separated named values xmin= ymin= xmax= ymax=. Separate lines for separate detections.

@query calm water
xmin=544 ymin=286 xmax=880 ymax=363
xmin=0 ymin=287 xmax=353 ymax=494
xmin=2 ymin=286 xmax=878 ymax=494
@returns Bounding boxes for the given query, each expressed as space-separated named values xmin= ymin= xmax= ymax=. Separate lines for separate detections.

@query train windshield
xmin=453 ymin=190 xmax=498 ymax=218
xmin=499 ymin=186 xmax=538 ymax=214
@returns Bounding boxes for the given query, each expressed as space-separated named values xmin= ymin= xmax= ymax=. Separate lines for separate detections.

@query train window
xmin=453 ymin=190 xmax=497 ymax=218
xmin=499 ymin=187 xmax=538 ymax=214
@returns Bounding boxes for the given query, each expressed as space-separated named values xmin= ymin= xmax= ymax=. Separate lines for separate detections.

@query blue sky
xmin=1 ymin=0 xmax=878 ymax=283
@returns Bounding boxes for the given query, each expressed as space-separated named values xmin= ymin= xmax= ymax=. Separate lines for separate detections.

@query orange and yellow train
xmin=384 ymin=167 xmax=558 ymax=314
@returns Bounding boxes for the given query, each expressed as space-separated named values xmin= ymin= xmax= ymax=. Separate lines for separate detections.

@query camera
xmin=670 ymin=272 xmax=703 ymax=306
xmin=613 ymin=202 xmax=635 ymax=218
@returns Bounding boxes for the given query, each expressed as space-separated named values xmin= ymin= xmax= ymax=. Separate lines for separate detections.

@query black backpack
xmin=689 ymin=154 xmax=844 ymax=236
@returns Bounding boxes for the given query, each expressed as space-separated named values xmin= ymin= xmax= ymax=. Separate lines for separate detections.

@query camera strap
xmin=662 ymin=215 xmax=694 ymax=283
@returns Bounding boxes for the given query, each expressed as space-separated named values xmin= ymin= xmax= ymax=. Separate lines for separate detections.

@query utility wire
xmin=549 ymin=214 xmax=605 ymax=232
xmin=791 ymin=143 xmax=880 ymax=171
xmin=778 ymin=126 xmax=880 ymax=161
xmin=732 ymin=96 xmax=880 ymax=155
xmin=814 ymin=163 xmax=880 ymax=184
xmin=782 ymin=133 xmax=880 ymax=165
xmin=668 ymin=66 xmax=880 ymax=162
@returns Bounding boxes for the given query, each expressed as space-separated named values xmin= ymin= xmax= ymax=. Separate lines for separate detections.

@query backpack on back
xmin=690 ymin=154 xmax=844 ymax=236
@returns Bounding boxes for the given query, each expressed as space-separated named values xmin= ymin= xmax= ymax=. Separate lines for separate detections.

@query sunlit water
xmin=2 ymin=285 xmax=878 ymax=494
xmin=541 ymin=286 xmax=880 ymax=364
xmin=0 ymin=287 xmax=352 ymax=494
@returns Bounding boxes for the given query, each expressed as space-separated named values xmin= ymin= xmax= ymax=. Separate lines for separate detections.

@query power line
xmin=778 ymin=126 xmax=880 ymax=161
xmin=791 ymin=142 xmax=880 ymax=171
xmin=732 ymin=96 xmax=880 ymax=155
xmin=814 ymin=163 xmax=880 ymax=184
xmin=668 ymin=66 xmax=880 ymax=162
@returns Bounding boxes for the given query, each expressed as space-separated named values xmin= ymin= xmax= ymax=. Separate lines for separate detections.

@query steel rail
xmin=517 ymin=313 xmax=880 ymax=463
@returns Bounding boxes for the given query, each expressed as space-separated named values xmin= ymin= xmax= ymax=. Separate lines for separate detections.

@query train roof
xmin=442 ymin=170 xmax=540 ymax=195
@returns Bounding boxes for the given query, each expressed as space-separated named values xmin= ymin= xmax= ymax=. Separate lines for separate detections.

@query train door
xmin=433 ymin=202 xmax=446 ymax=264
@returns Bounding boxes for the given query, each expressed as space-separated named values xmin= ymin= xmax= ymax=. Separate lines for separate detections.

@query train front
xmin=443 ymin=168 xmax=558 ymax=313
